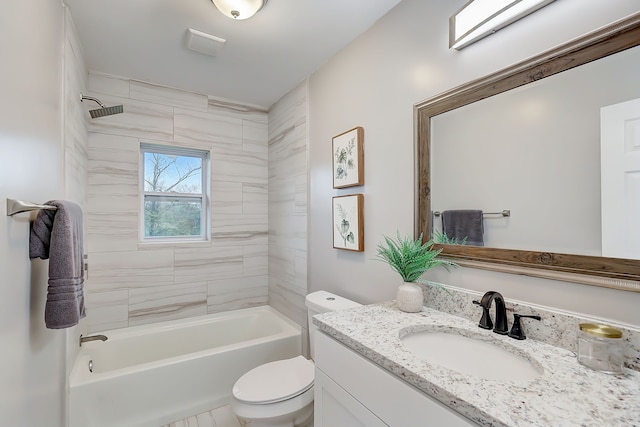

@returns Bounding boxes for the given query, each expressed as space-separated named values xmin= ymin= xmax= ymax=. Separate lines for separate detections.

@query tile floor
xmin=162 ymin=405 xmax=247 ymax=427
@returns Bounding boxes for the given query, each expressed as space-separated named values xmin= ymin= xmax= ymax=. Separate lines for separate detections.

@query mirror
xmin=416 ymin=13 xmax=640 ymax=291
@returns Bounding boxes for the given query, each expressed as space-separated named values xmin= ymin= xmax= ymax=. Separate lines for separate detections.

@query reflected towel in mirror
xmin=442 ymin=210 xmax=484 ymax=246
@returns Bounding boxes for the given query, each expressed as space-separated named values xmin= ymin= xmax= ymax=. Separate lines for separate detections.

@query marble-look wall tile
xmin=268 ymin=178 xmax=296 ymax=214
xmin=208 ymin=97 xmax=268 ymax=123
xmin=243 ymin=182 xmax=268 ymax=215
xmin=211 ymin=181 xmax=243 ymax=215
xmin=267 ymin=78 xmax=309 ymax=338
xmin=294 ymin=250 xmax=308 ymax=286
xmin=269 ymin=244 xmax=295 ymax=284
xmin=244 ymin=244 xmax=268 ymax=277
xmin=269 ymin=124 xmax=307 ymax=168
xmin=211 ymin=214 xmax=268 ymax=246
xmin=269 ymin=213 xmax=307 ymax=251
xmin=87 ymin=133 xmax=138 ymax=196
xmin=129 ymin=282 xmax=208 ymax=327
xmin=84 ymin=290 xmax=129 ymax=333
xmin=130 ymin=81 xmax=208 ymax=112
xmin=294 ymin=174 xmax=307 ymax=213
xmin=268 ymin=277 xmax=307 ymax=329
xmin=243 ymin=120 xmax=269 ymax=154
xmin=212 ymin=149 xmax=268 ymax=184
xmin=174 ymin=107 xmax=243 ymax=148
xmin=88 ymin=72 xmax=130 ymax=98
xmin=85 ymin=73 xmax=269 ymax=332
xmin=87 ymin=249 xmax=175 ymax=291
xmin=63 ymin=11 xmax=88 ymax=207
xmin=86 ymin=93 xmax=174 ymax=141
xmin=174 ymin=246 xmax=243 ymax=284
xmin=88 ymin=132 xmax=139 ymax=160
xmin=87 ymin=194 xmax=138 ymax=217
xmin=268 ymin=82 xmax=307 ymax=138
xmin=86 ymin=115 xmax=156 ymax=262
xmin=86 ymin=212 xmax=139 ymax=253
xmin=207 ymin=275 xmax=268 ymax=313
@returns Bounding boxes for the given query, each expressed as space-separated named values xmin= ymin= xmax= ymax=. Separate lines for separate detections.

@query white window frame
xmin=140 ymin=143 xmax=210 ymax=243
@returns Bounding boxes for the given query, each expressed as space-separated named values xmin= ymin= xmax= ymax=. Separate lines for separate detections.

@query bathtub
xmin=69 ymin=306 xmax=302 ymax=427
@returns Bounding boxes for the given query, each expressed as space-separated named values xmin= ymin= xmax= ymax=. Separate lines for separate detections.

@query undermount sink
xmin=400 ymin=328 xmax=543 ymax=384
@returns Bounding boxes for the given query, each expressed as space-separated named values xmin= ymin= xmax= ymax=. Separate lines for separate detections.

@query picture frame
xmin=332 ymin=194 xmax=364 ymax=252
xmin=332 ymin=126 xmax=364 ymax=188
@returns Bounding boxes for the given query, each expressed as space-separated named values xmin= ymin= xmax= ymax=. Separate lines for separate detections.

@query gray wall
xmin=308 ymin=0 xmax=640 ymax=325
xmin=0 ymin=3 xmax=88 ymax=426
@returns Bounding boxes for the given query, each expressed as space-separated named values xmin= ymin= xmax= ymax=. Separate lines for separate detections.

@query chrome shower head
xmin=80 ymin=94 xmax=124 ymax=118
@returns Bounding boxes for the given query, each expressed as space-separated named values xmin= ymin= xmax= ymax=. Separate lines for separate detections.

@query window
xmin=140 ymin=144 xmax=209 ymax=241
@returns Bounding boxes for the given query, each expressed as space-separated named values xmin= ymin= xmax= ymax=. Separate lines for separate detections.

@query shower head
xmin=80 ymin=94 xmax=124 ymax=118
xmin=88 ymin=104 xmax=124 ymax=118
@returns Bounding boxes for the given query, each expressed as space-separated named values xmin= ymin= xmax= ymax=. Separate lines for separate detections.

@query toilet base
xmin=232 ymin=387 xmax=314 ymax=427
xmin=236 ymin=405 xmax=312 ymax=427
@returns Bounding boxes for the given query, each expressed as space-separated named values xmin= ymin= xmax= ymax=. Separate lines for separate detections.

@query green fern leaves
xmin=375 ymin=232 xmax=456 ymax=282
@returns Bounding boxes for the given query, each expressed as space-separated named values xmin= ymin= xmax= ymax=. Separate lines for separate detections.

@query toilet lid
xmin=232 ymin=355 xmax=314 ymax=404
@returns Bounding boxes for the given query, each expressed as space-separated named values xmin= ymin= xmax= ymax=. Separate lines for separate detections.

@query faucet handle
xmin=508 ymin=314 xmax=541 ymax=340
xmin=473 ymin=300 xmax=492 ymax=330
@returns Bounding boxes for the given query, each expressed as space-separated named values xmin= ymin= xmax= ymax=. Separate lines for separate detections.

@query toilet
xmin=231 ymin=291 xmax=361 ymax=427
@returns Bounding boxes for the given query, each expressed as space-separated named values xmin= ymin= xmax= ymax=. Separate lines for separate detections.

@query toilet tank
xmin=305 ymin=291 xmax=361 ymax=359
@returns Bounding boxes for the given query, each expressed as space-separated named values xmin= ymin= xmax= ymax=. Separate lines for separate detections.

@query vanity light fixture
xmin=450 ymin=0 xmax=556 ymax=50
xmin=211 ymin=0 xmax=268 ymax=20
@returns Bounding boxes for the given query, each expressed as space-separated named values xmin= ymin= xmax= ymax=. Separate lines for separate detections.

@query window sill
xmin=138 ymin=239 xmax=212 ymax=250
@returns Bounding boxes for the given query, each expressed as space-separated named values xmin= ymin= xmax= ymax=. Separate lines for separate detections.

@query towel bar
xmin=6 ymin=199 xmax=57 ymax=217
xmin=433 ymin=210 xmax=510 ymax=217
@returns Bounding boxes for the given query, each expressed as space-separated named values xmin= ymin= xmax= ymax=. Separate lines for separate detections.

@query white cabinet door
xmin=314 ymin=332 xmax=479 ymax=427
xmin=315 ymin=369 xmax=388 ymax=427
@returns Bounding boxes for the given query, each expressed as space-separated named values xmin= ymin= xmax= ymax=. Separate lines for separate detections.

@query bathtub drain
xmin=88 ymin=360 xmax=93 ymax=373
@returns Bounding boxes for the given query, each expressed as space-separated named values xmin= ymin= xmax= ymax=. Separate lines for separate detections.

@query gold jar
xmin=577 ymin=323 xmax=624 ymax=374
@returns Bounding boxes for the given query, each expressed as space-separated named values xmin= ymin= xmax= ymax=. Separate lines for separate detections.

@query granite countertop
xmin=314 ymin=302 xmax=640 ymax=427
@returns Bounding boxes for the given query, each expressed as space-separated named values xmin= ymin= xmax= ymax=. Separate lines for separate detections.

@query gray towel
xmin=441 ymin=210 xmax=484 ymax=246
xmin=29 ymin=200 xmax=86 ymax=329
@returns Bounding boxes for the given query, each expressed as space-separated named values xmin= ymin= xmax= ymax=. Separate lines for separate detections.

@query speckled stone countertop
xmin=314 ymin=302 xmax=640 ymax=427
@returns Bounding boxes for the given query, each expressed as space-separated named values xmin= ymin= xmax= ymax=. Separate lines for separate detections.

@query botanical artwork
xmin=332 ymin=127 xmax=364 ymax=188
xmin=333 ymin=194 xmax=364 ymax=252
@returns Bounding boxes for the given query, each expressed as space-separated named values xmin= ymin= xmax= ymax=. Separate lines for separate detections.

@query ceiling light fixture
xmin=450 ymin=0 xmax=556 ymax=50
xmin=211 ymin=0 xmax=268 ymax=20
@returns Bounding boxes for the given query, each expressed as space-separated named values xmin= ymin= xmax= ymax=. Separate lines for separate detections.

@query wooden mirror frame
xmin=415 ymin=13 xmax=640 ymax=292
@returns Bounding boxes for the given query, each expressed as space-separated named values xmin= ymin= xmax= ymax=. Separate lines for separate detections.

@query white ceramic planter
xmin=396 ymin=282 xmax=424 ymax=313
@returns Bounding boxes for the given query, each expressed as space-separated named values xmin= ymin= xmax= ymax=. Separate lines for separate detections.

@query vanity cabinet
xmin=314 ymin=331 xmax=478 ymax=427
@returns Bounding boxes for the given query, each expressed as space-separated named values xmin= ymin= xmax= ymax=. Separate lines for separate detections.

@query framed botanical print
xmin=332 ymin=194 xmax=364 ymax=252
xmin=332 ymin=126 xmax=364 ymax=188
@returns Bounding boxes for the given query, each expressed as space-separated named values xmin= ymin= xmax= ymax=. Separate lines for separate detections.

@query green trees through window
xmin=141 ymin=144 xmax=209 ymax=240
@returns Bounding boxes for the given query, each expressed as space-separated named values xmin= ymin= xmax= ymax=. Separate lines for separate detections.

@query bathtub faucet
xmin=79 ymin=334 xmax=108 ymax=346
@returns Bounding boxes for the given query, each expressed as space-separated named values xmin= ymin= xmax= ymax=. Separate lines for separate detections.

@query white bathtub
xmin=69 ymin=306 xmax=302 ymax=427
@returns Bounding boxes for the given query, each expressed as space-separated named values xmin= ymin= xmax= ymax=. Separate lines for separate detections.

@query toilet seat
xmin=232 ymin=356 xmax=314 ymax=404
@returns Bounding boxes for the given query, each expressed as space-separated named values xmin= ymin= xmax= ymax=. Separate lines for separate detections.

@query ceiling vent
xmin=186 ymin=28 xmax=226 ymax=57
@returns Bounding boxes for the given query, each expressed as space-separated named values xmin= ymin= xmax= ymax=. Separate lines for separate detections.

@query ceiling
xmin=64 ymin=0 xmax=403 ymax=109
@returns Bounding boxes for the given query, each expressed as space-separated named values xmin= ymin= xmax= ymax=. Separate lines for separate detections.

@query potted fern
xmin=375 ymin=232 xmax=457 ymax=313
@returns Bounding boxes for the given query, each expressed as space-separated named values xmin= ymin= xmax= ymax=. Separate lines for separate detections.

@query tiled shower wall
xmin=267 ymin=80 xmax=310 ymax=353
xmin=63 ymin=8 xmax=88 ymax=208
xmin=84 ymin=73 xmax=270 ymax=333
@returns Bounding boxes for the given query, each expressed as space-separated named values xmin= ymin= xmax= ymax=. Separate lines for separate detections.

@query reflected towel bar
xmin=6 ymin=199 xmax=57 ymax=217
xmin=433 ymin=210 xmax=510 ymax=217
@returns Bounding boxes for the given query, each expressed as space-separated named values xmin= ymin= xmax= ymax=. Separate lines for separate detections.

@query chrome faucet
xmin=79 ymin=334 xmax=108 ymax=346
xmin=473 ymin=291 xmax=508 ymax=335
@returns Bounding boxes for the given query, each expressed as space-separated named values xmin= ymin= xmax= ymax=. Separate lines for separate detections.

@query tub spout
xmin=79 ymin=334 xmax=108 ymax=346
